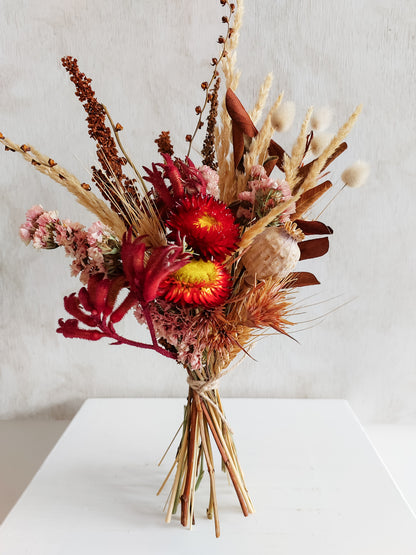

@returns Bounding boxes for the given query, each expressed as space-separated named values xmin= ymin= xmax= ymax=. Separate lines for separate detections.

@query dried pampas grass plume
xmin=311 ymin=106 xmax=333 ymax=131
xmin=271 ymin=100 xmax=296 ymax=132
xmin=341 ymin=160 xmax=370 ymax=188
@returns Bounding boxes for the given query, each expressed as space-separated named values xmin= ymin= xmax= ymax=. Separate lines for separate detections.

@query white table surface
xmin=0 ymin=398 xmax=415 ymax=554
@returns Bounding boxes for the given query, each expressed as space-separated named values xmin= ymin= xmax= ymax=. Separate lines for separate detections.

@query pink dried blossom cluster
xmin=20 ymin=205 xmax=121 ymax=283
xmin=134 ymin=301 xmax=206 ymax=370
xmin=198 ymin=165 xmax=220 ymax=199
xmin=237 ymin=165 xmax=295 ymax=222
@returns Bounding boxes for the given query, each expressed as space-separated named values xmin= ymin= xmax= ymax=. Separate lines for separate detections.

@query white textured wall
xmin=0 ymin=0 xmax=415 ymax=422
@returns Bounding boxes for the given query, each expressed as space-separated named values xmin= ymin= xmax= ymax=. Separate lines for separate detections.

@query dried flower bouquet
xmin=1 ymin=0 xmax=368 ymax=538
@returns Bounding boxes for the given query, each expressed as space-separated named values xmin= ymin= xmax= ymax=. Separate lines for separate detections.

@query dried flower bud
xmin=223 ymin=50 xmax=228 ymax=57
xmin=220 ymin=0 xmax=227 ymax=5
xmin=115 ymin=123 xmax=123 ymax=131
xmin=81 ymin=182 xmax=91 ymax=191
xmin=222 ymin=16 xmax=229 ymax=23
xmin=271 ymin=101 xmax=296 ymax=132
xmin=201 ymin=81 xmax=209 ymax=90
xmin=211 ymin=57 xmax=218 ymax=66
xmin=31 ymin=159 xmax=40 ymax=166
xmin=198 ymin=121 xmax=204 ymax=129
xmin=311 ymin=106 xmax=333 ymax=132
xmin=217 ymin=36 xmax=225 ymax=44
xmin=48 ymin=158 xmax=57 ymax=167
xmin=0 ymin=132 xmax=4 ymax=139
xmin=185 ymin=134 xmax=193 ymax=142
xmin=228 ymin=28 xmax=234 ymax=37
xmin=230 ymin=3 xmax=235 ymax=12
xmin=341 ymin=161 xmax=370 ymax=189
xmin=5 ymin=146 xmax=15 ymax=152
xmin=207 ymin=93 xmax=213 ymax=102
xmin=195 ymin=106 xmax=202 ymax=114
xmin=20 ymin=144 xmax=30 ymax=152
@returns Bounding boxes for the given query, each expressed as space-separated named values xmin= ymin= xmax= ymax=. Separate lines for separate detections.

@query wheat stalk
xmin=284 ymin=107 xmax=313 ymax=191
xmin=221 ymin=0 xmax=244 ymax=90
xmin=1 ymin=135 xmax=126 ymax=238
xmin=297 ymin=105 xmax=362 ymax=195
xmin=249 ymin=72 xmax=273 ymax=125
xmin=235 ymin=92 xmax=284 ymax=195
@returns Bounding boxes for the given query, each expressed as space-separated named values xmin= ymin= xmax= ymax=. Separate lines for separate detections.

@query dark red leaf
xmin=286 ymin=272 xmax=321 ymax=287
xmin=299 ymin=237 xmax=330 ymax=260
xmin=294 ymin=220 xmax=333 ymax=235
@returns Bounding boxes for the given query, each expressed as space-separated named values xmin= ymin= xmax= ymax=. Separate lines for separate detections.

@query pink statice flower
xmin=20 ymin=206 xmax=121 ymax=283
xmin=31 ymin=210 xmax=60 ymax=249
xmin=19 ymin=205 xmax=49 ymax=245
xmin=198 ymin=165 xmax=220 ymax=199
xmin=134 ymin=301 xmax=206 ymax=371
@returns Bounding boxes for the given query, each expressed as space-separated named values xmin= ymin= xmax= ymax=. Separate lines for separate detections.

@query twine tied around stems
xmin=186 ymin=374 xmax=223 ymax=395
xmin=186 ymin=367 xmax=236 ymax=431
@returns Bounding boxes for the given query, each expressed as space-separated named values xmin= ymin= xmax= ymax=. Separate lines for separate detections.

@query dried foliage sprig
xmin=201 ymin=78 xmax=220 ymax=169
xmin=185 ymin=1 xmax=236 ymax=157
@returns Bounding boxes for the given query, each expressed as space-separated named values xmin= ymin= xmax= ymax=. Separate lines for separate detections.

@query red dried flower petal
xmin=161 ymin=259 xmax=232 ymax=307
xmin=167 ymin=195 xmax=239 ymax=261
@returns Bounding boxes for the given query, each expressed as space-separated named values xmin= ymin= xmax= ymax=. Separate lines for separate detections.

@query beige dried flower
xmin=311 ymin=131 xmax=333 ymax=156
xmin=341 ymin=160 xmax=370 ymax=188
xmin=271 ymin=100 xmax=296 ymax=132
xmin=242 ymin=226 xmax=301 ymax=282
xmin=311 ymin=105 xmax=333 ymax=131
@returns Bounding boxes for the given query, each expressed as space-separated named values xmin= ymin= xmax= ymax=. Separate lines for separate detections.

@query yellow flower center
xmin=196 ymin=212 xmax=218 ymax=230
xmin=173 ymin=259 xmax=218 ymax=285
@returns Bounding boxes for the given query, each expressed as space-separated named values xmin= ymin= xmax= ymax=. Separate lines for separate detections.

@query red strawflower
xmin=161 ymin=258 xmax=232 ymax=307
xmin=167 ymin=195 xmax=239 ymax=261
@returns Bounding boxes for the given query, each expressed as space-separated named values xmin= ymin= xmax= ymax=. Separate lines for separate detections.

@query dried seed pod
xmin=242 ymin=227 xmax=301 ymax=282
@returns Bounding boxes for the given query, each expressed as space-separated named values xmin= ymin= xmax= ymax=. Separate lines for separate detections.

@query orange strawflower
xmin=161 ymin=259 xmax=232 ymax=307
